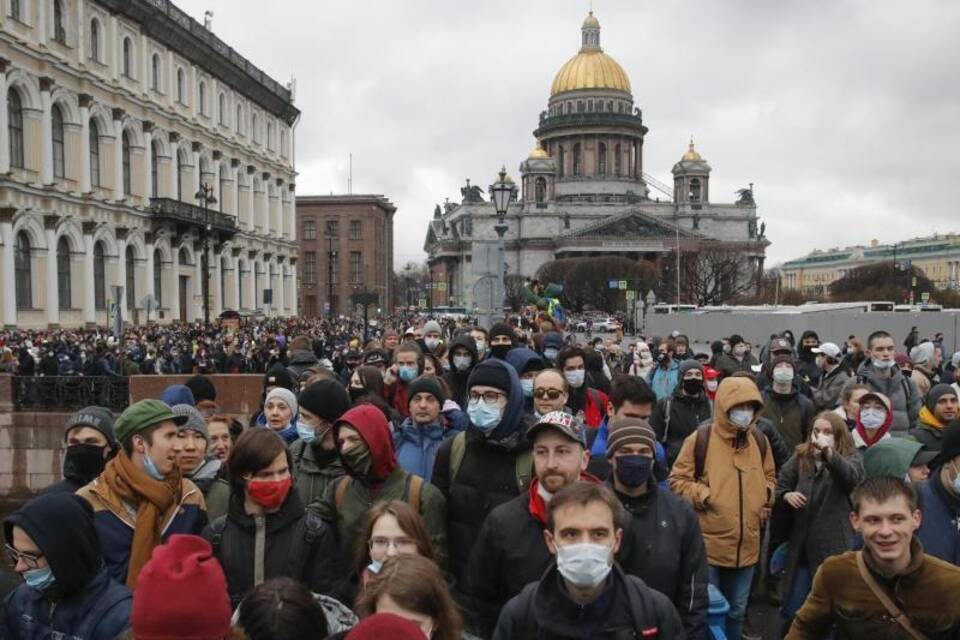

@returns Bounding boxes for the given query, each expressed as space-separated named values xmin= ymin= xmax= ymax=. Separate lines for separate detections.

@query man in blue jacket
xmin=917 ymin=419 xmax=960 ymax=565
xmin=2 ymin=492 xmax=132 ymax=639
xmin=395 ymin=375 xmax=466 ymax=482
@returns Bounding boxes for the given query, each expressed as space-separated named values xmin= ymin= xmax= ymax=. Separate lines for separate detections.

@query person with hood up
xmin=650 ymin=360 xmax=713 ymax=468
xmin=315 ymin=404 xmax=448 ymax=572
xmin=44 ymin=406 xmax=119 ymax=494
xmin=811 ymin=342 xmax=851 ymax=411
xmin=486 ymin=322 xmax=516 ymax=361
xmin=862 ymin=437 xmax=936 ymax=482
xmin=421 ymin=320 xmax=444 ymax=356
xmin=2 ymin=492 xmax=132 ymax=640
xmin=539 ymin=330 xmax=564 ymax=368
xmin=263 ymin=387 xmax=300 ymax=444
xmin=795 ymin=330 xmax=822 ymax=386
xmin=286 ymin=335 xmax=321 ymax=384
xmin=431 ymin=358 xmax=532 ymax=584
xmin=668 ymin=377 xmax=776 ymax=640
xmin=172 ymin=404 xmax=230 ymax=521
xmin=916 ymin=420 xmax=960 ymax=565
xmin=852 ymin=391 xmax=894 ymax=450
xmin=856 ymin=329 xmax=920 ymax=434
xmin=290 ymin=379 xmax=352 ymax=506
xmin=628 ymin=341 xmax=655 ymax=379
xmin=443 ymin=334 xmax=478 ymax=409
xmin=505 ymin=347 xmax=545 ymax=419
xmin=910 ymin=341 xmax=940 ymax=398
xmin=761 ymin=355 xmax=816 ymax=451
xmin=394 ymin=376 xmax=467 ymax=482
xmin=909 ymin=383 xmax=958 ymax=453
xmin=557 ymin=345 xmax=609 ymax=428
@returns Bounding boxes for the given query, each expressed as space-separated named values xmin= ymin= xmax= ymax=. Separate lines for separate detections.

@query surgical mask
xmin=521 ymin=379 xmax=534 ymax=398
xmin=341 ymin=443 xmax=372 ymax=477
xmin=682 ymin=379 xmax=703 ymax=395
xmin=565 ymin=370 xmax=585 ymax=388
xmin=543 ymin=348 xmax=559 ymax=363
xmin=555 ymin=542 xmax=613 ymax=588
xmin=860 ymin=408 xmax=886 ymax=429
xmin=475 ymin=340 xmax=487 ymax=356
xmin=23 ymin=566 xmax=55 ymax=592
xmin=872 ymin=358 xmax=895 ymax=370
xmin=614 ymin=454 xmax=653 ymax=488
xmin=468 ymin=400 xmax=502 ymax=432
xmin=367 ymin=559 xmax=382 ymax=575
xmin=297 ymin=423 xmax=317 ymax=444
xmin=728 ymin=408 xmax=754 ymax=428
xmin=453 ymin=355 xmax=472 ymax=372
xmin=425 ymin=338 xmax=440 ymax=351
xmin=773 ymin=368 xmax=795 ymax=384
xmin=398 ymin=365 xmax=418 ymax=382
xmin=142 ymin=451 xmax=165 ymax=481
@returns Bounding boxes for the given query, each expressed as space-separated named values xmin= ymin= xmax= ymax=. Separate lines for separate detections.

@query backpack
xmin=693 ymin=422 xmax=768 ymax=481
xmin=448 ymin=431 xmax=533 ymax=491
xmin=333 ymin=473 xmax=423 ymax=515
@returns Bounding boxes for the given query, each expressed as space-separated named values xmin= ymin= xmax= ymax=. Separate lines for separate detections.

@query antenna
xmin=348 ymin=153 xmax=353 ymax=195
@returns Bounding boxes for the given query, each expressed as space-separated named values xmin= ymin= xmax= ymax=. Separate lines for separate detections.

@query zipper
xmin=736 ymin=467 xmax=744 ymax=568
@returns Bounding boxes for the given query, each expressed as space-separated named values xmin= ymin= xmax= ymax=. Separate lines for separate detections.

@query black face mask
xmin=349 ymin=387 xmax=366 ymax=403
xmin=490 ymin=344 xmax=512 ymax=360
xmin=682 ymin=378 xmax=703 ymax=396
xmin=62 ymin=443 xmax=109 ymax=485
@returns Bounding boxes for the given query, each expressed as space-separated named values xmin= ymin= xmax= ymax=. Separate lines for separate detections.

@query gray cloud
xmin=181 ymin=0 xmax=960 ymax=266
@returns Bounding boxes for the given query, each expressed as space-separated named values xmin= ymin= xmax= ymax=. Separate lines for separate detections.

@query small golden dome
xmin=583 ymin=11 xmax=600 ymax=28
xmin=682 ymin=138 xmax=703 ymax=162
xmin=550 ymin=51 xmax=631 ymax=96
xmin=528 ymin=142 xmax=549 ymax=159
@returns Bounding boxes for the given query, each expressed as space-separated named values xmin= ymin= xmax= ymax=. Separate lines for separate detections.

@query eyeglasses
xmin=369 ymin=536 xmax=417 ymax=553
xmin=4 ymin=544 xmax=43 ymax=569
xmin=534 ymin=388 xmax=565 ymax=400
xmin=469 ymin=390 xmax=506 ymax=404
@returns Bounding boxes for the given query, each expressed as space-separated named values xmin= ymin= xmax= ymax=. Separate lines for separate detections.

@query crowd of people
xmin=3 ymin=314 xmax=960 ymax=639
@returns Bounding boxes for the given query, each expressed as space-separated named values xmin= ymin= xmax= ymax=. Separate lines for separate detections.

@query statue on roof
xmin=759 ymin=221 xmax=766 ymax=239
xmin=433 ymin=204 xmax=442 ymax=219
xmin=461 ymin=179 xmax=485 ymax=203
xmin=736 ymin=187 xmax=755 ymax=207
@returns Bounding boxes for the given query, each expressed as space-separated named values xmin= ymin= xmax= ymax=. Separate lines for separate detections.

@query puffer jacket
xmin=668 ymin=377 xmax=776 ymax=568
xmin=916 ymin=472 xmax=960 ymax=566
xmin=813 ymin=365 xmax=852 ymax=411
xmin=290 ymin=438 xmax=345 ymax=507
xmin=650 ymin=387 xmax=713 ymax=468
xmin=856 ymin=360 xmax=921 ymax=434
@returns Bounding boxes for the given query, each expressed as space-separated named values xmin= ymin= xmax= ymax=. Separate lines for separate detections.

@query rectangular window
xmin=349 ymin=220 xmax=361 ymax=240
xmin=303 ymin=219 xmax=316 ymax=240
xmin=326 ymin=219 xmax=339 ymax=239
xmin=350 ymin=251 xmax=362 ymax=284
xmin=303 ymin=252 xmax=316 ymax=285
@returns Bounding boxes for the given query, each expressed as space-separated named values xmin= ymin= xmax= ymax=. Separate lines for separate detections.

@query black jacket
xmin=493 ymin=563 xmax=686 ymax=640
xmin=442 ymin=334 xmax=478 ymax=409
xmin=757 ymin=416 xmax=793 ymax=472
xmin=650 ymin=389 xmax=713 ymax=468
xmin=614 ymin=483 xmax=708 ymax=639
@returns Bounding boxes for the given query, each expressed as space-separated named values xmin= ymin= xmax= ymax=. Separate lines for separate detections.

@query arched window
xmin=150 ymin=141 xmax=160 ymax=197
xmin=89 ymin=19 xmax=101 ymax=61
xmin=53 ymin=0 xmax=66 ymax=43
xmin=151 ymin=54 xmax=161 ymax=91
xmin=125 ymin=246 xmax=135 ymax=312
xmin=176 ymin=68 xmax=185 ymax=103
xmin=121 ymin=131 xmax=132 ymax=195
xmin=89 ymin=119 xmax=101 ymax=187
xmin=14 ymin=231 xmax=31 ymax=309
xmin=598 ymin=142 xmax=607 ymax=177
xmin=573 ymin=143 xmax=582 ymax=176
xmin=218 ymin=93 xmax=225 ymax=125
xmin=57 ymin=237 xmax=71 ymax=309
xmin=280 ymin=129 xmax=286 ymax=156
xmin=535 ymin=177 xmax=547 ymax=204
xmin=179 ymin=246 xmax=189 ymax=266
xmin=198 ymin=81 xmax=206 ymax=115
xmin=52 ymin=104 xmax=65 ymax=178
xmin=557 ymin=145 xmax=565 ymax=178
xmin=8 ymin=88 xmax=24 ymax=169
xmin=153 ymin=249 xmax=163 ymax=307
xmin=122 ymin=37 xmax=133 ymax=77
xmin=614 ymin=144 xmax=621 ymax=177
xmin=93 ymin=242 xmax=106 ymax=310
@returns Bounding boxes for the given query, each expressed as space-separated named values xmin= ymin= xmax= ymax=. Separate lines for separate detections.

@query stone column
xmin=79 ymin=94 xmax=92 ymax=193
xmin=112 ymin=108 xmax=125 ymax=200
xmin=0 ymin=210 xmax=17 ymax=327
xmin=40 ymin=77 xmax=54 ymax=185
xmin=0 ymin=59 xmax=8 ymax=174
xmin=108 ymin=15 xmax=119 ymax=81
xmin=168 ymin=132 xmax=180 ymax=199
xmin=193 ymin=242 xmax=203 ymax=322
xmin=115 ymin=227 xmax=128 ymax=314
xmin=144 ymin=234 xmax=155 ymax=318
xmin=142 ymin=121 xmax=153 ymax=202
xmin=231 ymin=160 xmax=241 ymax=220
xmin=75 ymin=1 xmax=85 ymax=66
xmin=275 ymin=256 xmax=285 ymax=315
xmin=169 ymin=243 xmax=180 ymax=323
xmin=261 ymin=172 xmax=271 ymax=235
xmin=191 ymin=141 xmax=201 ymax=201
xmin=275 ymin=178 xmax=285 ymax=238
xmin=288 ymin=183 xmax=297 ymax=241
xmin=212 ymin=151 xmax=222 ymax=211
xmin=289 ymin=258 xmax=298 ymax=317
xmin=36 ymin=0 xmax=48 ymax=44
xmin=44 ymin=216 xmax=60 ymax=326
xmin=81 ymin=221 xmax=96 ymax=326
xmin=211 ymin=247 xmax=222 ymax=318
xmin=248 ymin=251 xmax=258 ymax=310
xmin=246 ymin=166 xmax=256 ymax=231
xmin=232 ymin=248 xmax=242 ymax=310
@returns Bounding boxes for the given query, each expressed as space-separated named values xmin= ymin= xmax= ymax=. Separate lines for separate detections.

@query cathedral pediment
xmin=563 ymin=210 xmax=699 ymax=239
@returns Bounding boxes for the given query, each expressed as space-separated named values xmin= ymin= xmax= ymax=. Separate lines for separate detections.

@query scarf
xmin=100 ymin=452 xmax=181 ymax=589
xmin=855 ymin=419 xmax=892 ymax=448
xmin=918 ymin=406 xmax=945 ymax=431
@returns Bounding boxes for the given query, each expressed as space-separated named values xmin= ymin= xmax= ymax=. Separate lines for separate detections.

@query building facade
xmin=780 ymin=234 xmax=960 ymax=296
xmin=424 ymin=12 xmax=768 ymax=310
xmin=0 ymin=0 xmax=299 ymax=329
xmin=297 ymin=194 xmax=395 ymax=318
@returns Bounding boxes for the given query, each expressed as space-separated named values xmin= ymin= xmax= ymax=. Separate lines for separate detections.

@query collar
xmin=862 ymin=537 xmax=925 ymax=581
xmin=918 ymin=406 xmax=945 ymax=430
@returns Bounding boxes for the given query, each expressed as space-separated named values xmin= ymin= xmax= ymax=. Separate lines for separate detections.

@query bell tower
xmin=672 ymin=138 xmax=711 ymax=206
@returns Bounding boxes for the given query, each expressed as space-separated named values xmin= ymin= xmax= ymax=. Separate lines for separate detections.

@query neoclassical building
xmin=425 ymin=12 xmax=768 ymax=308
xmin=0 ymin=0 xmax=299 ymax=329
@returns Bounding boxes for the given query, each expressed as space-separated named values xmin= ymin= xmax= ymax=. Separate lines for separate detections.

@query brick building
xmin=297 ymin=194 xmax=395 ymax=317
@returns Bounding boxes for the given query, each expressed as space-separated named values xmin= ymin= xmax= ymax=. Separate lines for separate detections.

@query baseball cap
xmin=114 ymin=399 xmax=188 ymax=444
xmin=768 ymin=337 xmax=792 ymax=354
xmin=811 ymin=342 xmax=841 ymax=359
xmin=528 ymin=411 xmax=585 ymax=446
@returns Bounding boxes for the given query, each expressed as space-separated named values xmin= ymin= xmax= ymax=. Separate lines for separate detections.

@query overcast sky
xmin=181 ymin=0 xmax=960 ymax=268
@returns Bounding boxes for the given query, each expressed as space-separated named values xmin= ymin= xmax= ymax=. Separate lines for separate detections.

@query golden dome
xmin=682 ymin=138 xmax=703 ymax=161
xmin=528 ymin=141 xmax=549 ymax=159
xmin=583 ymin=11 xmax=600 ymax=28
xmin=550 ymin=50 xmax=631 ymax=96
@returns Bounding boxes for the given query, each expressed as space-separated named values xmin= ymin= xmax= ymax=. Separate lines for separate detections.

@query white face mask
xmin=860 ymin=407 xmax=886 ymax=429
xmin=453 ymin=355 xmax=472 ymax=372
xmin=872 ymin=358 xmax=895 ymax=370
xmin=555 ymin=542 xmax=613 ymax=588
xmin=728 ymin=407 xmax=754 ymax=428
xmin=475 ymin=340 xmax=487 ymax=356
xmin=425 ymin=337 xmax=440 ymax=350
xmin=565 ymin=370 xmax=586 ymax=389
xmin=773 ymin=368 xmax=795 ymax=384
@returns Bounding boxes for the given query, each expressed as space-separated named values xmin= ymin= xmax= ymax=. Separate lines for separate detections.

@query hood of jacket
xmin=4 ymin=493 xmax=102 ymax=595
xmin=505 ymin=347 xmax=544 ymax=377
xmin=448 ymin=333 xmax=479 ymax=371
xmin=335 ymin=404 xmax=397 ymax=483
xmin=714 ymin=377 xmax=765 ymax=439
xmin=472 ymin=358 xmax=526 ymax=444
xmin=862 ymin=438 xmax=924 ymax=479
xmin=288 ymin=350 xmax=319 ymax=367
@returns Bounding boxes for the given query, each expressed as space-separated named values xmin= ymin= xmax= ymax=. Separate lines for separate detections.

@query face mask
xmin=773 ymin=368 xmax=795 ymax=384
xmin=555 ymin=542 xmax=613 ymax=588
xmin=341 ymin=443 xmax=372 ymax=477
xmin=860 ymin=407 xmax=887 ymax=429
xmin=468 ymin=400 xmax=502 ymax=433
xmin=614 ymin=454 xmax=653 ymax=488
xmin=565 ymin=370 xmax=585 ymax=389
xmin=142 ymin=451 xmax=165 ymax=481
xmin=490 ymin=344 xmax=511 ymax=360
xmin=367 ymin=559 xmax=382 ymax=575
xmin=521 ymin=379 xmax=534 ymax=398
xmin=349 ymin=386 xmax=366 ymax=402
xmin=543 ymin=348 xmax=559 ymax=363
xmin=475 ymin=340 xmax=487 ymax=356
xmin=425 ymin=338 xmax=440 ymax=351
xmin=297 ymin=423 xmax=317 ymax=444
xmin=62 ymin=443 xmax=108 ymax=485
xmin=246 ymin=476 xmax=292 ymax=511
xmin=728 ymin=408 xmax=754 ymax=429
xmin=872 ymin=358 xmax=895 ymax=370
xmin=398 ymin=365 xmax=418 ymax=382
xmin=682 ymin=379 xmax=702 ymax=395
xmin=453 ymin=355 xmax=472 ymax=372
xmin=23 ymin=566 xmax=55 ymax=592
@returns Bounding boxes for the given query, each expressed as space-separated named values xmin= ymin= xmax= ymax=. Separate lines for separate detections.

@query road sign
xmin=921 ymin=291 xmax=930 ymax=303
xmin=418 ymin=298 xmax=427 ymax=307
xmin=618 ymin=280 xmax=628 ymax=290
xmin=437 ymin=282 xmax=447 ymax=291
xmin=609 ymin=280 xmax=618 ymax=289
xmin=626 ymin=290 xmax=636 ymax=302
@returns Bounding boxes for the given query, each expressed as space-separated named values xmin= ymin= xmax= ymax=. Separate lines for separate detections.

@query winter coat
xmin=290 ymin=438 xmax=345 ymax=507
xmin=286 ymin=349 xmax=320 ymax=381
xmin=916 ymin=474 xmax=960 ymax=566
xmin=493 ymin=563 xmax=687 ymax=640
xmin=761 ymin=386 xmax=816 ymax=451
xmin=186 ymin=457 xmax=230 ymax=521
xmin=431 ymin=358 xmax=531 ymax=583
xmin=614 ymin=482 xmax=709 ymax=640
xmin=713 ymin=352 xmax=760 ymax=378
xmin=443 ymin=334 xmax=479 ymax=409
xmin=813 ymin=365 xmax=852 ymax=411
xmin=910 ymin=406 xmax=948 ymax=452
xmin=394 ymin=416 xmax=464 ymax=482
xmin=650 ymin=388 xmax=713 ymax=468
xmin=668 ymin=378 xmax=777 ymax=568
xmin=648 ymin=360 xmax=681 ymax=401
xmin=203 ymin=489 xmax=342 ymax=606
xmin=856 ymin=360 xmax=921 ymax=434
xmin=756 ymin=416 xmax=793 ymax=471
xmin=566 ymin=385 xmax=609 ymax=428
xmin=774 ymin=450 xmax=864 ymax=598
xmin=786 ymin=539 xmax=960 ymax=639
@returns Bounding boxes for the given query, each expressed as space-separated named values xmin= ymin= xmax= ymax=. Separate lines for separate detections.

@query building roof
xmin=550 ymin=12 xmax=631 ymax=97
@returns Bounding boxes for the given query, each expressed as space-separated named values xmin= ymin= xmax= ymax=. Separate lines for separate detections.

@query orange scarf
xmin=100 ymin=452 xmax=182 ymax=589
xmin=919 ymin=406 xmax=945 ymax=430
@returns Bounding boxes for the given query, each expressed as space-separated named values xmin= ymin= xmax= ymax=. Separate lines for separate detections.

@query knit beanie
xmin=489 ymin=322 xmax=516 ymax=345
xmin=63 ymin=406 xmax=117 ymax=447
xmin=184 ymin=375 xmax=217 ymax=404
xmin=263 ymin=364 xmax=297 ymax=393
xmin=467 ymin=360 xmax=512 ymax=395
xmin=160 ymin=384 xmax=195 ymax=408
xmin=265 ymin=387 xmax=298 ymax=417
xmin=299 ymin=379 xmax=351 ymax=424
xmin=131 ymin=535 xmax=231 ymax=640
xmin=679 ymin=360 xmax=704 ymax=377
xmin=171 ymin=404 xmax=208 ymax=442
xmin=423 ymin=320 xmax=442 ymax=335
xmin=926 ymin=383 xmax=959 ymax=413
xmin=346 ymin=613 xmax=426 ymax=640
xmin=606 ymin=417 xmax=657 ymax=459
xmin=407 ymin=376 xmax=445 ymax=405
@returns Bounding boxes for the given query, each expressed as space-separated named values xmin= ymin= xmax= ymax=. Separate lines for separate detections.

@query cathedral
xmin=424 ymin=11 xmax=768 ymax=309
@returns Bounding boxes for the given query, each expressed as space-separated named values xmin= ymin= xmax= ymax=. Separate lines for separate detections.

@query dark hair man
xmin=856 ymin=330 xmax=920 ymax=434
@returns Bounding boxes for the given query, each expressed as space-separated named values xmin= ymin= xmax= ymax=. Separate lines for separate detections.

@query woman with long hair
xmin=774 ymin=411 xmax=864 ymax=631
xmin=355 ymin=500 xmax=436 ymax=590
xmin=349 ymin=365 xmax=386 ymax=404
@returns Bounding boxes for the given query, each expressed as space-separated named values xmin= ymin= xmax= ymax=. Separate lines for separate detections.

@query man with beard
xmin=44 ymin=407 xmax=119 ymax=495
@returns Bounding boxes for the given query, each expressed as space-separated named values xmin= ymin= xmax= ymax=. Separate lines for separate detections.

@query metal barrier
xmin=12 ymin=376 xmax=130 ymax=412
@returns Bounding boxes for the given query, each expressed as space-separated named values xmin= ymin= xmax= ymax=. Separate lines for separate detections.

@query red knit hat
xmin=132 ymin=535 xmax=232 ymax=640
xmin=346 ymin=613 xmax=426 ymax=640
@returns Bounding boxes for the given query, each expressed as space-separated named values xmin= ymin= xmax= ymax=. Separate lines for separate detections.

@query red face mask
xmin=246 ymin=476 xmax=292 ymax=510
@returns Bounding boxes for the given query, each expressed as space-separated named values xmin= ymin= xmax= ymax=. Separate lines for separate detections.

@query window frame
xmin=89 ymin=18 xmax=101 ymax=62
xmin=53 ymin=0 xmax=67 ymax=44
xmin=151 ymin=53 xmax=161 ymax=91
xmin=7 ymin=88 xmax=24 ymax=169
xmin=122 ymin=37 xmax=134 ymax=79
xmin=57 ymin=236 xmax=71 ymax=309
xmin=89 ymin=119 xmax=101 ymax=187
xmin=121 ymin=130 xmax=132 ymax=195
xmin=14 ymin=231 xmax=31 ymax=309
xmin=51 ymin=103 xmax=66 ymax=179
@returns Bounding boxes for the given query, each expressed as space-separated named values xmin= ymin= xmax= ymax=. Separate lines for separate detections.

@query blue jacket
xmin=917 ymin=474 xmax=960 ymax=566
xmin=394 ymin=414 xmax=465 ymax=482
xmin=649 ymin=361 xmax=681 ymax=401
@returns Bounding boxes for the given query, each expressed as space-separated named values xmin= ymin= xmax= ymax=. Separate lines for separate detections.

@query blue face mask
xmin=614 ymin=454 xmax=654 ymax=488
xmin=521 ymin=379 xmax=534 ymax=398
xmin=399 ymin=365 xmax=418 ymax=383
xmin=367 ymin=559 xmax=383 ymax=575
xmin=468 ymin=400 xmax=503 ymax=433
xmin=23 ymin=566 xmax=55 ymax=592
xmin=297 ymin=424 xmax=317 ymax=444
xmin=543 ymin=348 xmax=559 ymax=363
xmin=142 ymin=451 xmax=165 ymax=481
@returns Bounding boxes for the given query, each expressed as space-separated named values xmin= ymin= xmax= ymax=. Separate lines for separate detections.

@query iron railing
xmin=12 ymin=377 xmax=130 ymax=413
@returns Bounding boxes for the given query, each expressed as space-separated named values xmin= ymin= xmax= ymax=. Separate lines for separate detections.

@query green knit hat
xmin=113 ymin=399 xmax=187 ymax=444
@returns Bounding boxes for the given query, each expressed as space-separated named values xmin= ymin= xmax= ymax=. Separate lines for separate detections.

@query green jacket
xmin=203 ymin=479 xmax=231 ymax=522
xmin=289 ymin=439 xmax=345 ymax=507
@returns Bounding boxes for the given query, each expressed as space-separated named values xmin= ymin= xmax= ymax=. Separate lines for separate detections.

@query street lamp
xmin=642 ymin=289 xmax=657 ymax=337
xmin=488 ymin=166 xmax=516 ymax=323
xmin=195 ymin=182 xmax=217 ymax=329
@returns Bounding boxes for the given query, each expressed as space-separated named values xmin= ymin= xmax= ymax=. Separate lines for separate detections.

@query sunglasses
xmin=533 ymin=388 xmax=565 ymax=400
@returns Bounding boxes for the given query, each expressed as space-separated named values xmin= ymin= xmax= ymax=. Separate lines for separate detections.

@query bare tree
xmin=503 ymin=274 xmax=527 ymax=311
xmin=659 ymin=248 xmax=758 ymax=306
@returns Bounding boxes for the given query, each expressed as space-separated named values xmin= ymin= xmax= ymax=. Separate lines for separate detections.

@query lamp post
xmin=642 ymin=289 xmax=657 ymax=337
xmin=489 ymin=166 xmax=516 ymax=324
xmin=195 ymin=183 xmax=217 ymax=329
